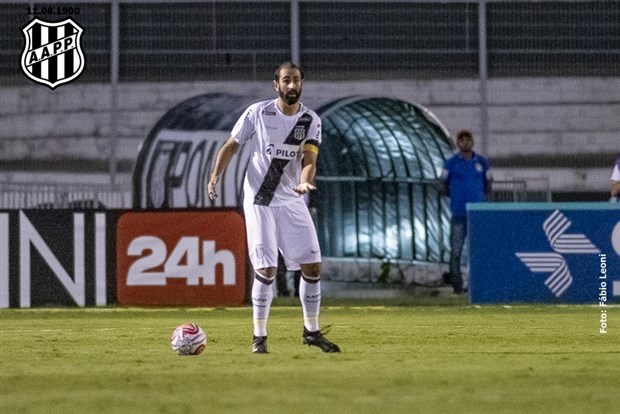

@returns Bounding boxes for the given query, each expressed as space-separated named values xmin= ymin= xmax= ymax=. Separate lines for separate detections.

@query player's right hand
xmin=207 ymin=176 xmax=218 ymax=200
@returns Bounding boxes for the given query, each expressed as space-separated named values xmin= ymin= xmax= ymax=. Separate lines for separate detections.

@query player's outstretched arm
xmin=208 ymin=137 xmax=239 ymax=200
xmin=295 ymin=150 xmax=318 ymax=194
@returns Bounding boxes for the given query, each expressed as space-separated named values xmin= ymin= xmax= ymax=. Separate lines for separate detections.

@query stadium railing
xmin=0 ymin=179 xmax=549 ymax=210
xmin=491 ymin=179 xmax=551 ymax=202
xmin=0 ymin=182 xmax=132 ymax=209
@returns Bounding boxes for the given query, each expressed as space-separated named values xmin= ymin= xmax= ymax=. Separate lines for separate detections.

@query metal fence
xmin=0 ymin=182 xmax=132 ymax=209
xmin=491 ymin=180 xmax=551 ymax=202
xmin=1 ymin=0 xmax=618 ymax=83
xmin=0 ymin=178 xmax=548 ymax=210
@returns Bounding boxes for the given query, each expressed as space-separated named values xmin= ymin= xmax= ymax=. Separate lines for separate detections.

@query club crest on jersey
xmin=21 ymin=18 xmax=85 ymax=89
xmin=293 ymin=126 xmax=307 ymax=141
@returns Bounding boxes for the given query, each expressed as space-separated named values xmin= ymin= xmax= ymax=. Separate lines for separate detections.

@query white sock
xmin=300 ymin=275 xmax=321 ymax=332
xmin=252 ymin=275 xmax=274 ymax=337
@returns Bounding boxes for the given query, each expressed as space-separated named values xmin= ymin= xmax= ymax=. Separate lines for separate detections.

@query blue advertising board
xmin=468 ymin=202 xmax=620 ymax=304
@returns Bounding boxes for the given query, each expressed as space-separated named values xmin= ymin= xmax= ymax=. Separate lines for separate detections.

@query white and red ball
xmin=171 ymin=322 xmax=207 ymax=355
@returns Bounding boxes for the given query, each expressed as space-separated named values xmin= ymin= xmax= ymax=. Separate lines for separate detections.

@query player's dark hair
xmin=274 ymin=62 xmax=304 ymax=81
xmin=457 ymin=130 xmax=473 ymax=140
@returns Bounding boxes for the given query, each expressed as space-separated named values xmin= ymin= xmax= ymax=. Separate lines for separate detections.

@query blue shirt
xmin=441 ymin=152 xmax=491 ymax=217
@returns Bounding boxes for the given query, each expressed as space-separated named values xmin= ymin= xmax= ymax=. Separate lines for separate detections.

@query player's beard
xmin=279 ymin=88 xmax=301 ymax=106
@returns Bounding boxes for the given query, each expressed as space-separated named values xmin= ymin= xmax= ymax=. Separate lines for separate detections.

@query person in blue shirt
xmin=440 ymin=130 xmax=492 ymax=294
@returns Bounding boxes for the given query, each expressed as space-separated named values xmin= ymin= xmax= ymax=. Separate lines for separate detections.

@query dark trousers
xmin=448 ymin=215 xmax=467 ymax=293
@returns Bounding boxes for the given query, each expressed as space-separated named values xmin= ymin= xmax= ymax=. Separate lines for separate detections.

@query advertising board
xmin=468 ymin=203 xmax=620 ymax=304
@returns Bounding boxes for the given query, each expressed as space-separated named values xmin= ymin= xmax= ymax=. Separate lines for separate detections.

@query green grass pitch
xmin=1 ymin=298 xmax=618 ymax=414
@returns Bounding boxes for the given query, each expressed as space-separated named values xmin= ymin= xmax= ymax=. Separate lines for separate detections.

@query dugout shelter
xmin=134 ymin=93 xmax=454 ymax=266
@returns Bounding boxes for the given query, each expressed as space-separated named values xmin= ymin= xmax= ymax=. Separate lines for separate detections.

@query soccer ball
xmin=171 ymin=322 xmax=207 ymax=356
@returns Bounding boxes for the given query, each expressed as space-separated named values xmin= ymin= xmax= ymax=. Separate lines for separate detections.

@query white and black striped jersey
xmin=232 ymin=99 xmax=321 ymax=207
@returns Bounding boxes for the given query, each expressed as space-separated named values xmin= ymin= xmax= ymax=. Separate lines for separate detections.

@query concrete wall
xmin=1 ymin=77 xmax=618 ymax=191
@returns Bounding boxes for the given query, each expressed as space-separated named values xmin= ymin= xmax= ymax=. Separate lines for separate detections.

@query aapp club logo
xmin=116 ymin=211 xmax=247 ymax=306
xmin=21 ymin=18 xmax=85 ymax=89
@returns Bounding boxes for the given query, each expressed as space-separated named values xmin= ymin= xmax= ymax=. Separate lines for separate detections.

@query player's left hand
xmin=294 ymin=181 xmax=316 ymax=194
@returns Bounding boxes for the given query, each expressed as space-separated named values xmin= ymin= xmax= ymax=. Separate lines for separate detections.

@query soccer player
xmin=611 ymin=155 xmax=620 ymax=202
xmin=440 ymin=130 xmax=492 ymax=294
xmin=207 ymin=62 xmax=340 ymax=354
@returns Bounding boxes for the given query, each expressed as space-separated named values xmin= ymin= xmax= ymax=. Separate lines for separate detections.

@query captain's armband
xmin=303 ymin=143 xmax=319 ymax=155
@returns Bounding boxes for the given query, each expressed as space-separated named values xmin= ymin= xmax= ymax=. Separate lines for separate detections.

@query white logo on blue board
xmin=516 ymin=210 xmax=600 ymax=297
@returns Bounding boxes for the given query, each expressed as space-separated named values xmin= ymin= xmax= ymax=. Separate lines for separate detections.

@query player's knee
xmin=255 ymin=267 xmax=277 ymax=280
xmin=300 ymin=262 xmax=321 ymax=280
